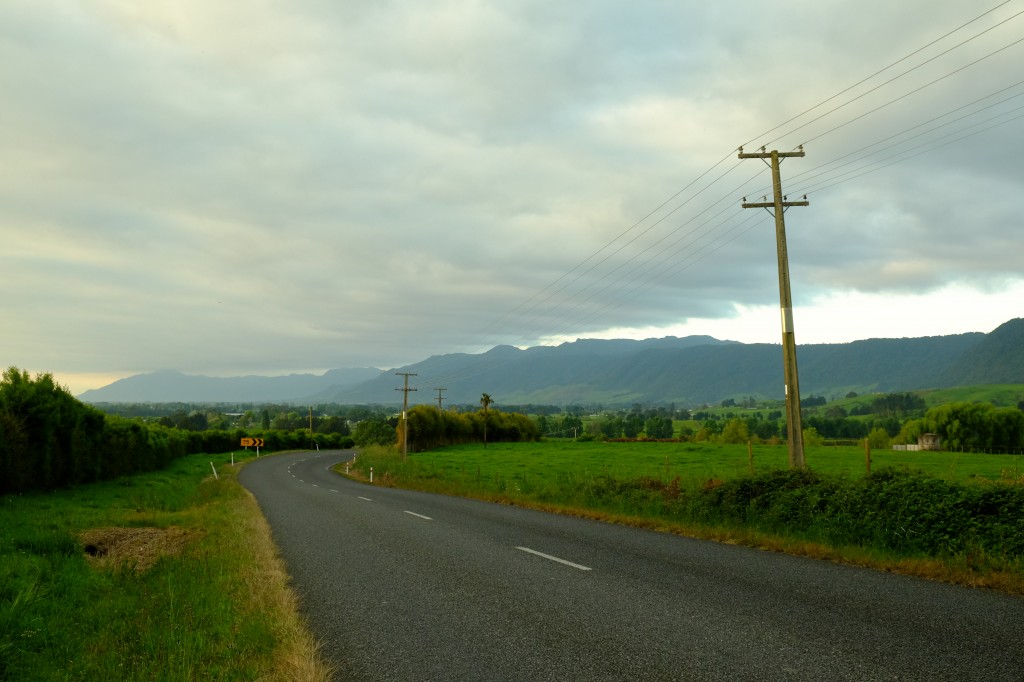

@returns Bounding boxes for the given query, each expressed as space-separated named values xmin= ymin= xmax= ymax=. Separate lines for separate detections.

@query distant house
xmin=891 ymin=433 xmax=943 ymax=452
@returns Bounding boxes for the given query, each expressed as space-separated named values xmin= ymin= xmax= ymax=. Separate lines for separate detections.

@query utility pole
xmin=434 ymin=387 xmax=447 ymax=412
xmin=395 ymin=372 xmax=418 ymax=460
xmin=739 ymin=146 xmax=809 ymax=469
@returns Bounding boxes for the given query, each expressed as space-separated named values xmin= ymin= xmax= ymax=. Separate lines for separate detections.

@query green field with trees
xmin=2 ymin=365 xmax=1023 ymax=675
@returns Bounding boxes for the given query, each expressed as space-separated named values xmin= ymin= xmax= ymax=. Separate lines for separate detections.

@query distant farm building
xmin=892 ymin=433 xmax=942 ymax=452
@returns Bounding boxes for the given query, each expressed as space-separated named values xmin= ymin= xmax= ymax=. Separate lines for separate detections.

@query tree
xmin=623 ymin=413 xmax=645 ymax=439
xmin=867 ymin=427 xmax=891 ymax=449
xmin=480 ymin=393 xmax=492 ymax=448
xmin=557 ymin=414 xmax=583 ymax=438
xmin=921 ymin=402 xmax=1024 ymax=452
xmin=316 ymin=416 xmax=350 ymax=436
xmin=352 ymin=418 xmax=396 ymax=447
xmin=599 ymin=416 xmax=624 ymax=438
xmin=720 ymin=418 xmax=750 ymax=444
xmin=644 ymin=415 xmax=674 ymax=439
xmin=824 ymin=405 xmax=848 ymax=419
xmin=802 ymin=426 xmax=824 ymax=446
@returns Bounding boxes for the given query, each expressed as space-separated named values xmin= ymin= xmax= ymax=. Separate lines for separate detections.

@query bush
xmin=691 ymin=466 xmax=1024 ymax=560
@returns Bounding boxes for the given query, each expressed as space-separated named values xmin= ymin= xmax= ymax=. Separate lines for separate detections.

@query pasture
xmin=392 ymin=440 xmax=1023 ymax=490
xmin=0 ymin=451 xmax=330 ymax=681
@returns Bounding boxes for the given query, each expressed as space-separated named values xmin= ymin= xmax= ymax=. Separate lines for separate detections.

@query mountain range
xmin=79 ymin=318 xmax=1024 ymax=407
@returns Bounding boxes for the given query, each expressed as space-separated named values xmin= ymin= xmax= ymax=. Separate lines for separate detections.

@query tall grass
xmin=0 ymin=452 xmax=332 ymax=680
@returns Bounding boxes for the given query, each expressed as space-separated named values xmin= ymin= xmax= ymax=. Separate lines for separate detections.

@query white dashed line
xmin=404 ymin=511 xmax=432 ymax=521
xmin=515 ymin=547 xmax=592 ymax=571
xmin=330 ymin=489 xmax=339 ymax=493
xmin=358 ymin=496 xmax=372 ymax=501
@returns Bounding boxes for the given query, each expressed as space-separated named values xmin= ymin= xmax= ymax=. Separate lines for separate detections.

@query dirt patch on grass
xmin=80 ymin=526 xmax=195 ymax=572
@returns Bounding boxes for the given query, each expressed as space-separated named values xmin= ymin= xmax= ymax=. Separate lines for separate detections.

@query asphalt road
xmin=239 ymin=450 xmax=1024 ymax=681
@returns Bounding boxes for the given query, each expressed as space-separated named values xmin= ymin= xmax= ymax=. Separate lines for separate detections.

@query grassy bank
xmin=0 ymin=451 xmax=332 ymax=680
xmin=347 ymin=442 xmax=1024 ymax=595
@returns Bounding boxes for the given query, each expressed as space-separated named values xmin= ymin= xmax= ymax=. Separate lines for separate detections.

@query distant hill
xmin=78 ymin=367 xmax=383 ymax=403
xmin=939 ymin=317 xmax=1024 ymax=386
xmin=79 ymin=319 xmax=1024 ymax=406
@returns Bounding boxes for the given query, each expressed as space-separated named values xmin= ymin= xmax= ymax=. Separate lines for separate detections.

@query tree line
xmin=400 ymin=404 xmax=540 ymax=452
xmin=571 ymin=397 xmax=1024 ymax=452
xmin=897 ymin=402 xmax=1024 ymax=452
xmin=0 ymin=369 xmax=360 ymax=495
xmin=0 ymin=369 xmax=545 ymax=494
xmin=0 ymin=368 xmax=191 ymax=494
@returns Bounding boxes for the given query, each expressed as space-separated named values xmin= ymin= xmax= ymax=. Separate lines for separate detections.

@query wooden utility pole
xmin=395 ymin=372 xmax=418 ymax=460
xmin=434 ymin=387 xmax=447 ymax=412
xmin=739 ymin=146 xmax=809 ymax=469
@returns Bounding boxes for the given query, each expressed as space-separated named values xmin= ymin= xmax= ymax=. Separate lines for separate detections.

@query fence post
xmin=210 ymin=462 xmax=219 ymax=480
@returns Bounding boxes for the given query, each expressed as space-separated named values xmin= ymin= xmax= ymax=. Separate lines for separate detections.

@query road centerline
xmin=516 ymin=546 xmax=592 ymax=571
xmin=405 ymin=511 xmax=433 ymax=521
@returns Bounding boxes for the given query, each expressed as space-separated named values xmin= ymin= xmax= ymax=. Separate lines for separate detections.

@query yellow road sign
xmin=241 ymin=437 xmax=265 ymax=447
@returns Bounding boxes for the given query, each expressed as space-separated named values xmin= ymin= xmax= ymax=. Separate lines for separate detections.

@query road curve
xmin=240 ymin=450 xmax=1024 ymax=681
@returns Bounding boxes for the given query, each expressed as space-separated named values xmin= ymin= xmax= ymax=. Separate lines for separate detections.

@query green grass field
xmin=376 ymin=440 xmax=1024 ymax=491
xmin=0 ymin=452 xmax=330 ymax=681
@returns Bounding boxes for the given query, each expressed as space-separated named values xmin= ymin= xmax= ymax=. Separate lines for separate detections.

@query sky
xmin=3 ymin=1 xmax=1023 ymax=396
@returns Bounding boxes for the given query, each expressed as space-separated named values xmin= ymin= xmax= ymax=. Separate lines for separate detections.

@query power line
xmin=743 ymin=0 xmax=1017 ymax=149
xmin=797 ymin=32 xmax=1024 ymax=148
xmin=400 ymin=4 xmax=1024 ymax=399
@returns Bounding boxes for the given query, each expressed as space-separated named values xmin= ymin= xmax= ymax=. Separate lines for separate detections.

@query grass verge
xmin=0 ymin=451 xmax=332 ymax=680
xmin=345 ymin=443 xmax=1024 ymax=597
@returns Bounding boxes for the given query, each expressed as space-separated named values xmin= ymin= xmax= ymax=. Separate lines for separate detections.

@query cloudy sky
xmin=3 ymin=1 xmax=1023 ymax=395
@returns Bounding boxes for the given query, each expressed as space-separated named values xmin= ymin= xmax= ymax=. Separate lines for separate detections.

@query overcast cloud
xmin=3 ymin=1 xmax=1023 ymax=395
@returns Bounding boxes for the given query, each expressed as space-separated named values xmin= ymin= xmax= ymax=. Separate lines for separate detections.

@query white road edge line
xmin=404 ymin=511 xmax=433 ymax=520
xmin=515 ymin=546 xmax=592 ymax=571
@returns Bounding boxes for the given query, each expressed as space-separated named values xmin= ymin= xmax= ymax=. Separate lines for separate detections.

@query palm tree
xmin=480 ymin=393 xmax=492 ymax=448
